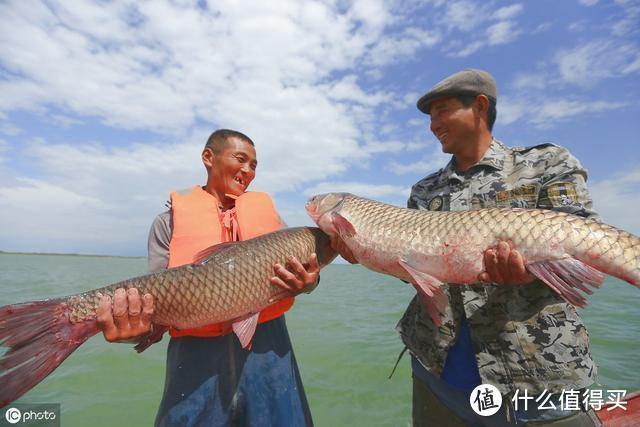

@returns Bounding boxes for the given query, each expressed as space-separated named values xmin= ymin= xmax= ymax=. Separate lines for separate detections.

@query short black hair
xmin=456 ymin=94 xmax=497 ymax=132
xmin=205 ymin=129 xmax=255 ymax=154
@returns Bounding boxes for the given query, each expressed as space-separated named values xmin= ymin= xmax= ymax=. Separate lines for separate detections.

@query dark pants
xmin=412 ymin=377 xmax=602 ymax=427
xmin=155 ymin=316 xmax=312 ymax=427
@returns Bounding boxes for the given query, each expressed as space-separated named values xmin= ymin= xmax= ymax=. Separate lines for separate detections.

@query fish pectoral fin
xmin=134 ymin=324 xmax=168 ymax=353
xmin=331 ymin=212 xmax=356 ymax=238
xmin=398 ymin=258 xmax=448 ymax=328
xmin=192 ymin=242 xmax=240 ymax=265
xmin=232 ymin=312 xmax=260 ymax=350
xmin=526 ymin=258 xmax=604 ymax=308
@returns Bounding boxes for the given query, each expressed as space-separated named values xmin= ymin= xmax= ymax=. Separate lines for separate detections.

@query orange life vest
xmin=167 ymin=186 xmax=294 ymax=338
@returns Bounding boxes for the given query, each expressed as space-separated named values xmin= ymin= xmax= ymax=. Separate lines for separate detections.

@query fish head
xmin=305 ymin=193 xmax=351 ymax=235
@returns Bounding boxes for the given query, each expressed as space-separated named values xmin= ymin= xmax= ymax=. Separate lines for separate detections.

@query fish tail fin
xmin=0 ymin=299 xmax=99 ymax=406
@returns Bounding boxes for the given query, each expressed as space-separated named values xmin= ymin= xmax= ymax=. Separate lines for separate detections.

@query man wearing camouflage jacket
xmin=398 ymin=70 xmax=602 ymax=426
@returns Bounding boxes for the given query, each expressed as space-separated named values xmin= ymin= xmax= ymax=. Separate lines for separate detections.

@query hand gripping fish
xmin=0 ymin=227 xmax=337 ymax=406
xmin=306 ymin=193 xmax=639 ymax=326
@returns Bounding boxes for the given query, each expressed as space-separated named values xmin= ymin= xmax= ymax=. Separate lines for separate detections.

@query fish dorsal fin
xmin=232 ymin=312 xmax=260 ymax=350
xmin=398 ymin=258 xmax=448 ymax=327
xmin=192 ymin=242 xmax=240 ymax=265
xmin=527 ymin=258 xmax=604 ymax=307
xmin=331 ymin=212 xmax=356 ymax=238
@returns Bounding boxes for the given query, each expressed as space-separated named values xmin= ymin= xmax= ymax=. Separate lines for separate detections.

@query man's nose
xmin=430 ymin=118 xmax=440 ymax=135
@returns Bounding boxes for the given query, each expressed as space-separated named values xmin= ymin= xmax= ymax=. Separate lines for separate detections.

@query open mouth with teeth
xmin=233 ymin=176 xmax=245 ymax=187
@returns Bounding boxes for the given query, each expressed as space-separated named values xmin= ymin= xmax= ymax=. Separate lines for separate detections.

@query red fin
xmin=527 ymin=258 xmax=604 ymax=307
xmin=232 ymin=312 xmax=260 ymax=350
xmin=192 ymin=241 xmax=239 ymax=265
xmin=398 ymin=259 xmax=448 ymax=327
xmin=0 ymin=299 xmax=99 ymax=407
xmin=331 ymin=212 xmax=356 ymax=238
xmin=134 ymin=324 xmax=168 ymax=353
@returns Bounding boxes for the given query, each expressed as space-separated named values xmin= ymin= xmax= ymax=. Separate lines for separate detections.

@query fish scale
xmin=59 ymin=227 xmax=331 ymax=328
xmin=341 ymin=195 xmax=640 ymax=279
xmin=306 ymin=193 xmax=640 ymax=325
xmin=0 ymin=226 xmax=336 ymax=406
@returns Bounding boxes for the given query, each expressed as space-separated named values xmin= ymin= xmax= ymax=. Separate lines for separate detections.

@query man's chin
xmin=223 ymin=188 xmax=245 ymax=198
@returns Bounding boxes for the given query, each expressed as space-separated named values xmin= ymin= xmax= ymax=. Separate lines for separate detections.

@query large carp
xmin=0 ymin=226 xmax=337 ymax=406
xmin=306 ymin=193 xmax=639 ymax=326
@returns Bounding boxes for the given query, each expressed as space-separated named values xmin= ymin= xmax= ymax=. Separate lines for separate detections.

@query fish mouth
xmin=305 ymin=193 xmax=349 ymax=226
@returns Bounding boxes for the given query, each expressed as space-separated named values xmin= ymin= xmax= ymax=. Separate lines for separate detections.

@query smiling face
xmin=202 ymin=136 xmax=257 ymax=205
xmin=428 ymin=96 xmax=478 ymax=155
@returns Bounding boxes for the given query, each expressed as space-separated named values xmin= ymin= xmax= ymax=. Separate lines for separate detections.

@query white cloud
xmin=1 ymin=0 xmax=431 ymax=254
xmin=365 ymin=27 xmax=441 ymax=66
xmin=511 ymin=72 xmax=548 ymax=91
xmin=501 ymin=95 xmax=628 ymax=128
xmin=579 ymin=0 xmax=599 ymax=6
xmin=0 ymin=139 xmax=9 ymax=164
xmin=493 ymin=4 xmax=524 ymax=20
xmin=590 ymin=168 xmax=640 ymax=235
xmin=303 ymin=181 xmax=410 ymax=200
xmin=555 ymin=40 xmax=640 ymax=87
xmin=0 ymin=120 xmax=21 ymax=136
xmin=0 ymin=0 xmax=394 ymax=137
xmin=443 ymin=0 xmax=485 ymax=32
xmin=440 ymin=0 xmax=524 ymax=57
xmin=486 ymin=21 xmax=521 ymax=45
xmin=0 ymin=0 xmax=432 ymax=193
xmin=386 ymin=146 xmax=450 ymax=175
xmin=361 ymin=140 xmax=408 ymax=155
xmin=531 ymin=99 xmax=628 ymax=127
xmin=610 ymin=1 xmax=640 ymax=36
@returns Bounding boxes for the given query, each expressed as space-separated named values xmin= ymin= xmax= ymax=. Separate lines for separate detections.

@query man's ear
xmin=475 ymin=94 xmax=489 ymax=115
xmin=202 ymin=147 xmax=215 ymax=168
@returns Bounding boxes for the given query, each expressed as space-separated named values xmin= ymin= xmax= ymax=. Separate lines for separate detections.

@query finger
xmin=495 ymin=241 xmax=511 ymax=282
xmin=286 ymin=256 xmax=307 ymax=278
xmin=307 ymin=253 xmax=320 ymax=273
xmin=484 ymin=249 xmax=503 ymax=284
xmin=112 ymin=288 xmax=129 ymax=331
xmin=96 ymin=294 xmax=119 ymax=341
xmin=509 ymin=250 xmax=534 ymax=284
xmin=477 ymin=272 xmax=490 ymax=283
xmin=96 ymin=294 xmax=114 ymax=328
xmin=270 ymin=275 xmax=294 ymax=292
xmin=274 ymin=262 xmax=298 ymax=282
xmin=127 ymin=288 xmax=142 ymax=327
xmin=496 ymin=241 xmax=510 ymax=268
xmin=509 ymin=250 xmax=527 ymax=277
xmin=136 ymin=294 xmax=154 ymax=334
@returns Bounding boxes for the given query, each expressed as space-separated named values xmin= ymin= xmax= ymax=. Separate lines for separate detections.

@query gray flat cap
xmin=417 ymin=69 xmax=497 ymax=114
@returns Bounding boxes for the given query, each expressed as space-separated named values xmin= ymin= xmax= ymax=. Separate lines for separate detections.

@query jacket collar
xmin=439 ymin=138 xmax=507 ymax=183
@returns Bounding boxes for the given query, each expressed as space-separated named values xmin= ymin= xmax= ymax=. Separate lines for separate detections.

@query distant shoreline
xmin=0 ymin=250 xmax=144 ymax=259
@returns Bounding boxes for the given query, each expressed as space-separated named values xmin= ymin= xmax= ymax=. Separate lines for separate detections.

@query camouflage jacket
xmin=396 ymin=139 xmax=599 ymax=396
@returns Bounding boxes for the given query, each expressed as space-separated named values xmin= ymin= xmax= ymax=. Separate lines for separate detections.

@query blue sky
xmin=0 ymin=0 xmax=638 ymax=256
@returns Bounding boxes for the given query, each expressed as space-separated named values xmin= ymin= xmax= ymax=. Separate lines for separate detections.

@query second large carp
xmin=306 ymin=192 xmax=639 ymax=326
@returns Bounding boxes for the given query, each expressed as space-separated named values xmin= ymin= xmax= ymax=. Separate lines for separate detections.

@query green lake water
xmin=1 ymin=253 xmax=638 ymax=426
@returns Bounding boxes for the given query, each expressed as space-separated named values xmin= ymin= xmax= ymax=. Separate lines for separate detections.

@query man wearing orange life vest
xmin=96 ymin=129 xmax=319 ymax=426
